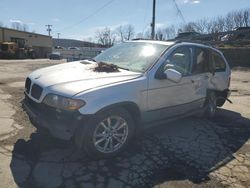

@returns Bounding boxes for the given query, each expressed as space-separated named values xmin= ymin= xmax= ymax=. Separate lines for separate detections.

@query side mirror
xmin=164 ymin=68 xmax=182 ymax=83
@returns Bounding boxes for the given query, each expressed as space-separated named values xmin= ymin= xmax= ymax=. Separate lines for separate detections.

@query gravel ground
xmin=0 ymin=59 xmax=249 ymax=188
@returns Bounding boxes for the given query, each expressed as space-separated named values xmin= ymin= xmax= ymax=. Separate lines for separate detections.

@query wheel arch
xmin=95 ymin=101 xmax=141 ymax=127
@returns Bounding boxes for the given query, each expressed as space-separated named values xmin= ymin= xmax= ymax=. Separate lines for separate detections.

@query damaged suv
xmin=23 ymin=40 xmax=231 ymax=158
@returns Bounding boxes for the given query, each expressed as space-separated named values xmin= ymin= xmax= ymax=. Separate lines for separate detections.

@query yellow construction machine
xmin=0 ymin=42 xmax=35 ymax=59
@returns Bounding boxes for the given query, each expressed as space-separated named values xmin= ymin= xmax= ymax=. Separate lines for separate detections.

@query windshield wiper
xmin=116 ymin=66 xmax=130 ymax=71
xmin=80 ymin=58 xmax=97 ymax=65
xmin=86 ymin=58 xmax=97 ymax=62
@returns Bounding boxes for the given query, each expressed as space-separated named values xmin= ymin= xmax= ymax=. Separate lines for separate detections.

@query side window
xmin=212 ymin=51 xmax=226 ymax=72
xmin=163 ymin=46 xmax=191 ymax=76
xmin=192 ymin=47 xmax=209 ymax=74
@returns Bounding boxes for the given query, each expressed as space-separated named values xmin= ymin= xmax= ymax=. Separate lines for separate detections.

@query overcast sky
xmin=0 ymin=0 xmax=249 ymax=41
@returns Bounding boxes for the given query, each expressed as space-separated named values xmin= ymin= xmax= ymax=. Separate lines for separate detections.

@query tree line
xmin=0 ymin=21 xmax=29 ymax=32
xmin=1 ymin=7 xmax=249 ymax=45
xmin=96 ymin=8 xmax=250 ymax=45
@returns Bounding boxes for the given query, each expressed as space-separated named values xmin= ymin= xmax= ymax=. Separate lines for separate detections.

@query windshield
xmin=93 ymin=42 xmax=168 ymax=73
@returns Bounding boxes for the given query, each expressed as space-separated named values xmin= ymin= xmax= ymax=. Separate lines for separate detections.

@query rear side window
xmin=192 ymin=47 xmax=209 ymax=74
xmin=212 ymin=51 xmax=226 ymax=72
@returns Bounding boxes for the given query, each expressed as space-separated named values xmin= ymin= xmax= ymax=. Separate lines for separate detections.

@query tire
xmin=75 ymin=108 xmax=135 ymax=159
xmin=216 ymin=90 xmax=228 ymax=107
xmin=204 ymin=91 xmax=217 ymax=119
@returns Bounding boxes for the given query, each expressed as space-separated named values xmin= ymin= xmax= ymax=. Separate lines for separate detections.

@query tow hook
xmin=225 ymin=97 xmax=232 ymax=104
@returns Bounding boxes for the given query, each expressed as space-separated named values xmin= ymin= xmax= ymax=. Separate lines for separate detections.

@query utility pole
xmin=57 ymin=33 xmax=61 ymax=45
xmin=151 ymin=0 xmax=156 ymax=39
xmin=45 ymin=24 xmax=52 ymax=36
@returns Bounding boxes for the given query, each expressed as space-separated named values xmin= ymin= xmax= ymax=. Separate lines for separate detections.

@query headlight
xmin=43 ymin=94 xmax=86 ymax=111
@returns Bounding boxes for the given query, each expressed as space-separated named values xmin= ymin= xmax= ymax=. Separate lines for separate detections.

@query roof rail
xmin=174 ymin=39 xmax=214 ymax=47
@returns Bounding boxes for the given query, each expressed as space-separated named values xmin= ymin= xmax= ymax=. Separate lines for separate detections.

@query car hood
xmin=29 ymin=61 xmax=142 ymax=96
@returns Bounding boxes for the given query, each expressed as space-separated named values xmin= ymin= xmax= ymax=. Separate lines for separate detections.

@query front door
xmin=145 ymin=45 xmax=207 ymax=123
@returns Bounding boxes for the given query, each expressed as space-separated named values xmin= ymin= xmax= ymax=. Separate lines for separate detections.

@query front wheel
xmin=204 ymin=91 xmax=217 ymax=118
xmin=75 ymin=108 xmax=135 ymax=159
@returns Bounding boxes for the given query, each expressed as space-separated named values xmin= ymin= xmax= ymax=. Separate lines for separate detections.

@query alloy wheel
xmin=93 ymin=116 xmax=129 ymax=153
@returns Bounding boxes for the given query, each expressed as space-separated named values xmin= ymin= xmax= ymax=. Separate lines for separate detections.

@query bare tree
xmin=164 ymin=25 xmax=177 ymax=39
xmin=243 ymin=9 xmax=250 ymax=27
xmin=207 ymin=17 xmax=227 ymax=33
xmin=176 ymin=8 xmax=250 ymax=35
xmin=156 ymin=29 xmax=165 ymax=40
xmin=224 ymin=12 xmax=235 ymax=31
xmin=117 ymin=25 xmax=124 ymax=42
xmin=96 ymin=27 xmax=116 ymax=47
xmin=182 ymin=22 xmax=197 ymax=32
xmin=11 ymin=22 xmax=29 ymax=31
xmin=0 ymin=21 xmax=3 ymax=27
xmin=116 ymin=24 xmax=135 ymax=42
xmin=233 ymin=11 xmax=244 ymax=27
xmin=125 ymin=24 xmax=135 ymax=40
xmin=192 ymin=19 xmax=209 ymax=33
xmin=11 ymin=22 xmax=22 ymax=30
xmin=216 ymin=16 xmax=226 ymax=32
xmin=22 ymin=24 xmax=29 ymax=32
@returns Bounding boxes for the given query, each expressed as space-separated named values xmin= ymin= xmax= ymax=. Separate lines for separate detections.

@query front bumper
xmin=22 ymin=95 xmax=89 ymax=140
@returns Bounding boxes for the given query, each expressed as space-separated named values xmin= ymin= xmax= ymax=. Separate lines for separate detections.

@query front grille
xmin=25 ymin=95 xmax=74 ymax=121
xmin=25 ymin=78 xmax=31 ymax=94
xmin=31 ymin=84 xmax=43 ymax=100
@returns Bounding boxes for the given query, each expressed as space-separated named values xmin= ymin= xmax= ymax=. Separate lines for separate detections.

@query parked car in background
xmin=54 ymin=46 xmax=65 ymax=50
xmin=23 ymin=40 xmax=231 ymax=158
xmin=68 ymin=47 xmax=80 ymax=50
xmin=49 ymin=52 xmax=61 ymax=60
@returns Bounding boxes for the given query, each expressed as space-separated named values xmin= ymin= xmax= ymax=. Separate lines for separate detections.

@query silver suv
xmin=23 ymin=40 xmax=231 ymax=158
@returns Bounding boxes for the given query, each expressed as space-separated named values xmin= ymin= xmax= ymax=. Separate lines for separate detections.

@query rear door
xmin=209 ymin=50 xmax=231 ymax=91
xmin=190 ymin=46 xmax=213 ymax=100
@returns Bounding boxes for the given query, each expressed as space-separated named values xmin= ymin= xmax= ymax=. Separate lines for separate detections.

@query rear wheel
xmin=216 ymin=98 xmax=226 ymax=107
xmin=216 ymin=90 xmax=229 ymax=107
xmin=75 ymin=108 xmax=135 ymax=159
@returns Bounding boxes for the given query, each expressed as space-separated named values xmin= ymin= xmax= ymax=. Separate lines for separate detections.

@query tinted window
xmin=163 ymin=46 xmax=191 ymax=76
xmin=212 ymin=51 xmax=226 ymax=72
xmin=192 ymin=47 xmax=209 ymax=74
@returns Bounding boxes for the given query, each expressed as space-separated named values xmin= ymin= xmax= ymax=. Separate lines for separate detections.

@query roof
xmin=0 ymin=27 xmax=51 ymax=38
xmin=131 ymin=39 xmax=214 ymax=47
xmin=130 ymin=39 xmax=221 ymax=54
xmin=130 ymin=39 xmax=175 ymax=46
